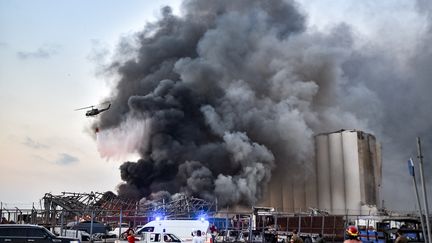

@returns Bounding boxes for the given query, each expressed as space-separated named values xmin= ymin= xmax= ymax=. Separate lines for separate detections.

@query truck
xmin=135 ymin=219 xmax=211 ymax=242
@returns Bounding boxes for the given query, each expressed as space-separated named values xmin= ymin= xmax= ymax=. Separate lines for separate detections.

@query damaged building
xmin=261 ymin=129 xmax=382 ymax=215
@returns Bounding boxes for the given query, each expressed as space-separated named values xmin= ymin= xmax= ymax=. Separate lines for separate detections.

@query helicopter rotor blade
xmin=75 ymin=105 xmax=94 ymax=111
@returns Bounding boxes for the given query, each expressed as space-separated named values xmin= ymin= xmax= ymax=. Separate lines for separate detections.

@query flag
xmin=408 ymin=158 xmax=415 ymax=176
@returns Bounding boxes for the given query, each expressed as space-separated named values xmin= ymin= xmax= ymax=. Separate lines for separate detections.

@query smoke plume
xmin=93 ymin=0 xmax=432 ymax=210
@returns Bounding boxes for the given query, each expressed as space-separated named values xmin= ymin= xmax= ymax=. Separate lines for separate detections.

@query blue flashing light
xmin=197 ymin=213 xmax=208 ymax=222
xmin=152 ymin=213 xmax=164 ymax=221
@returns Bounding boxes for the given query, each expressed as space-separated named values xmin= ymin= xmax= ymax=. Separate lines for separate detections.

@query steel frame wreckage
xmin=1 ymin=191 xmax=426 ymax=243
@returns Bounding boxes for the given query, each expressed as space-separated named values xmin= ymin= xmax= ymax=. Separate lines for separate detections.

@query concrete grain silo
xmin=315 ymin=130 xmax=382 ymax=214
xmin=260 ymin=129 xmax=382 ymax=215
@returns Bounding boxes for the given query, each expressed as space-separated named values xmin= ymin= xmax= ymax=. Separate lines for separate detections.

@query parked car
xmin=107 ymin=227 xmax=133 ymax=238
xmin=0 ymin=224 xmax=80 ymax=243
xmin=67 ymin=220 xmax=109 ymax=234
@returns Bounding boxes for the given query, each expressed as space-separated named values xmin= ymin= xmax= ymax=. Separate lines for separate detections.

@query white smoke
xmin=96 ymin=116 xmax=151 ymax=160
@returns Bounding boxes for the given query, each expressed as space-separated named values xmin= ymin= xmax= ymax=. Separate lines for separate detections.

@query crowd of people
xmin=116 ymin=224 xmax=413 ymax=243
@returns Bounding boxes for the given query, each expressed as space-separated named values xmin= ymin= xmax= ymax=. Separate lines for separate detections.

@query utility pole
xmin=408 ymin=158 xmax=428 ymax=243
xmin=90 ymin=210 xmax=94 ymax=243
xmin=417 ymin=138 xmax=431 ymax=243
xmin=119 ymin=207 xmax=123 ymax=240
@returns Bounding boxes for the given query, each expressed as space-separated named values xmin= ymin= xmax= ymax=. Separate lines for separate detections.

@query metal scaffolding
xmin=42 ymin=191 xmax=137 ymax=217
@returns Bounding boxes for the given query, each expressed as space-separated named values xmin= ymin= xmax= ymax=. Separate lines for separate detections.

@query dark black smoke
xmin=93 ymin=0 xmax=432 ymax=210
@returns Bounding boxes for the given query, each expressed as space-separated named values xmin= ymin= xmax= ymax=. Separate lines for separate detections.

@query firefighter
xmin=344 ymin=226 xmax=361 ymax=243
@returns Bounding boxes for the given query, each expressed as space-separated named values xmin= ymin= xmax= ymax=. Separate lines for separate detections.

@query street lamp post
xmin=417 ymin=138 xmax=431 ymax=243
xmin=408 ymin=158 xmax=428 ymax=243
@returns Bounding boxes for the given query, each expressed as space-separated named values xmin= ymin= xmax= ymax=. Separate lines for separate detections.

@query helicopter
xmin=75 ymin=103 xmax=111 ymax=117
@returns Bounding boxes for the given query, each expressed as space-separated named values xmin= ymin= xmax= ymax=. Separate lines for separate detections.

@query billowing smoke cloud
xmin=93 ymin=0 xmax=432 ymax=210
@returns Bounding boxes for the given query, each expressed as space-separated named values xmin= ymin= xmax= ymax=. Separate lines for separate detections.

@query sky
xmin=0 ymin=0 xmax=431 ymax=211
xmin=0 ymin=0 xmax=181 ymax=208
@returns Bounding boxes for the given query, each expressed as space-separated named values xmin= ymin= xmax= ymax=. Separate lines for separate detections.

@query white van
xmin=135 ymin=220 xmax=210 ymax=242
xmin=114 ymin=232 xmax=182 ymax=243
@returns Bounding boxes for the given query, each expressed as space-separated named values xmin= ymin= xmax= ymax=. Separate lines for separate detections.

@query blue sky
xmin=0 ymin=0 xmax=428 ymax=210
xmin=0 ymin=0 xmax=181 ymax=207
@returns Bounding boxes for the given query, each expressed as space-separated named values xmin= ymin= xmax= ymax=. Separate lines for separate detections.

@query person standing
xmin=210 ymin=224 xmax=218 ymax=243
xmin=395 ymin=229 xmax=408 ymax=243
xmin=122 ymin=227 xmax=135 ymax=240
xmin=343 ymin=226 xmax=361 ymax=243
xmin=127 ymin=231 xmax=137 ymax=243
xmin=193 ymin=230 xmax=204 ymax=243
xmin=290 ymin=230 xmax=303 ymax=243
